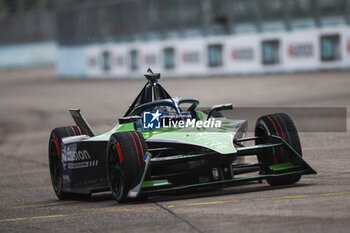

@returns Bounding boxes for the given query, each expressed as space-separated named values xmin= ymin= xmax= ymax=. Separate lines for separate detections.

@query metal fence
xmin=0 ymin=0 xmax=56 ymax=45
xmin=56 ymin=0 xmax=350 ymax=45
xmin=0 ymin=10 xmax=55 ymax=45
xmin=0 ymin=0 xmax=349 ymax=45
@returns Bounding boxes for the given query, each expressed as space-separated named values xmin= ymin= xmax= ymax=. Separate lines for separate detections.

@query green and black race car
xmin=48 ymin=69 xmax=316 ymax=203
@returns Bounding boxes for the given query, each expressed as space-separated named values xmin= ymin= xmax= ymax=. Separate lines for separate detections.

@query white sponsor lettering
xmin=66 ymin=160 xmax=98 ymax=169
xmin=61 ymin=144 xmax=91 ymax=162
xmin=61 ymin=143 xmax=98 ymax=170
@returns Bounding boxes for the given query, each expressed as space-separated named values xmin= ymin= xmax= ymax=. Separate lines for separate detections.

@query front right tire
xmin=255 ymin=113 xmax=302 ymax=186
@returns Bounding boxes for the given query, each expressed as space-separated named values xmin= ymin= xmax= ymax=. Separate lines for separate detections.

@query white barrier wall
xmin=0 ymin=41 xmax=56 ymax=69
xmin=58 ymin=26 xmax=350 ymax=78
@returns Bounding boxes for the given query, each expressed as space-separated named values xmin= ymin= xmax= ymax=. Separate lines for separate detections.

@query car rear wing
xmin=69 ymin=109 xmax=95 ymax=137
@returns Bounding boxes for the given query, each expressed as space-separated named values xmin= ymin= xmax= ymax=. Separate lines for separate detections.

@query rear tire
xmin=48 ymin=126 xmax=90 ymax=200
xmin=106 ymin=131 xmax=147 ymax=203
xmin=255 ymin=113 xmax=302 ymax=186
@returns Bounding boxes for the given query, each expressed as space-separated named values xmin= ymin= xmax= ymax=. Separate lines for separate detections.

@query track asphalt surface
xmin=0 ymin=69 xmax=349 ymax=232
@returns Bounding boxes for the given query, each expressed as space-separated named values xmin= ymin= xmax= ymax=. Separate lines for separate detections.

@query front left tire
xmin=106 ymin=131 xmax=147 ymax=203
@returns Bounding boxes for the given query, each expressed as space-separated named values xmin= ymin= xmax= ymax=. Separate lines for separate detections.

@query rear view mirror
xmin=207 ymin=104 xmax=233 ymax=120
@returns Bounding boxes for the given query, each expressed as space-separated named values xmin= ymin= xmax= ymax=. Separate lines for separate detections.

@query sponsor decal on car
xmin=67 ymin=160 xmax=98 ymax=169
xmin=61 ymin=143 xmax=99 ymax=169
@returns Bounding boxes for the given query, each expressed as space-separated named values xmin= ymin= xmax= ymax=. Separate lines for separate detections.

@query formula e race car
xmin=48 ymin=69 xmax=316 ymax=203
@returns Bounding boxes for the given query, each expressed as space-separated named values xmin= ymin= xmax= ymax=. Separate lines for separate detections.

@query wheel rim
xmin=108 ymin=145 xmax=122 ymax=198
xmin=49 ymin=140 xmax=61 ymax=192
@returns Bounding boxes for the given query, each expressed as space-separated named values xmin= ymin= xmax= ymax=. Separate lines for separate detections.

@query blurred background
xmin=0 ymin=0 xmax=349 ymax=77
xmin=1 ymin=2 xmax=350 ymax=232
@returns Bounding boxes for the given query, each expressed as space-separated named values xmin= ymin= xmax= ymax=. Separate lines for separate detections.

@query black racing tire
xmin=48 ymin=126 xmax=91 ymax=200
xmin=255 ymin=113 xmax=302 ymax=186
xmin=106 ymin=131 xmax=147 ymax=203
